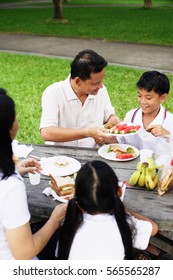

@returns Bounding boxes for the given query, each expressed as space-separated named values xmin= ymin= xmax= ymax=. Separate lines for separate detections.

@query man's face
xmin=77 ymin=69 xmax=105 ymax=96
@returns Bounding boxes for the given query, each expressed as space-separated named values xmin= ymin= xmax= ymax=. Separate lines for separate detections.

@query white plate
xmin=40 ymin=156 xmax=81 ymax=176
xmin=108 ymin=131 xmax=138 ymax=137
xmin=98 ymin=144 xmax=139 ymax=162
xmin=104 ymin=122 xmax=140 ymax=137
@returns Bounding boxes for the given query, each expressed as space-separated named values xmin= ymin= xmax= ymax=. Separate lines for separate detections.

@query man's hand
xmin=86 ymin=127 xmax=118 ymax=146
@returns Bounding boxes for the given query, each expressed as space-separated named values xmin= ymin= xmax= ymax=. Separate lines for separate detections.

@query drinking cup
xmin=140 ymin=149 xmax=153 ymax=162
xmin=29 ymin=172 xmax=40 ymax=185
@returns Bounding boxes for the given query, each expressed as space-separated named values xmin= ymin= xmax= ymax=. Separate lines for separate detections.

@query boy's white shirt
xmin=117 ymin=105 xmax=173 ymax=153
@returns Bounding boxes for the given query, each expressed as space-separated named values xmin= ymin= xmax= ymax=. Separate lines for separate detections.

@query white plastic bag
xmin=155 ymin=135 xmax=173 ymax=166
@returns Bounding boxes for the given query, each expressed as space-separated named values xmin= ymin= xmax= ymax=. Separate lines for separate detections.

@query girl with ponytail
xmin=56 ymin=160 xmax=158 ymax=260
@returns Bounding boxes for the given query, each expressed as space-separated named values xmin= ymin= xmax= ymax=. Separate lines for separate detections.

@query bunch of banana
xmin=129 ymin=158 xmax=163 ymax=190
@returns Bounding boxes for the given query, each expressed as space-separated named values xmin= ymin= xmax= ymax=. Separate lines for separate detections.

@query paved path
xmin=0 ymin=33 xmax=173 ymax=73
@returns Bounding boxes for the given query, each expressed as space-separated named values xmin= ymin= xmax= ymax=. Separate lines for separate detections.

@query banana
xmin=136 ymin=161 xmax=143 ymax=171
xmin=129 ymin=170 xmax=141 ymax=186
xmin=151 ymin=174 xmax=159 ymax=190
xmin=145 ymin=168 xmax=158 ymax=190
xmin=147 ymin=157 xmax=156 ymax=169
xmin=147 ymin=157 xmax=163 ymax=172
xmin=129 ymin=159 xmax=160 ymax=190
xmin=138 ymin=165 xmax=146 ymax=187
xmin=148 ymin=169 xmax=156 ymax=180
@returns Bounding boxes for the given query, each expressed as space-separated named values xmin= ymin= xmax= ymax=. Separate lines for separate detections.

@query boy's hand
xmin=146 ymin=124 xmax=170 ymax=137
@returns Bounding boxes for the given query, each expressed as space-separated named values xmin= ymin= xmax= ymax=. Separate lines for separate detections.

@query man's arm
xmin=40 ymin=126 xmax=116 ymax=145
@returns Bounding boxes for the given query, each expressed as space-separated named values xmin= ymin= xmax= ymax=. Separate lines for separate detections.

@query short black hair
xmin=70 ymin=49 xmax=107 ymax=80
xmin=136 ymin=71 xmax=170 ymax=96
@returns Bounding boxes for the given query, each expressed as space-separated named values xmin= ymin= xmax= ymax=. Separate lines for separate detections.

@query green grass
xmin=0 ymin=0 xmax=172 ymax=5
xmin=1 ymin=52 xmax=173 ymax=144
xmin=0 ymin=4 xmax=172 ymax=46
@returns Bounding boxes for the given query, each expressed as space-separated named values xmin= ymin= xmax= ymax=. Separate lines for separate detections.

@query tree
xmin=144 ymin=0 xmax=152 ymax=8
xmin=53 ymin=0 xmax=63 ymax=19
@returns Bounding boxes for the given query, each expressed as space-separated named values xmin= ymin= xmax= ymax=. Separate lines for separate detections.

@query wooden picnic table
xmin=24 ymin=143 xmax=173 ymax=256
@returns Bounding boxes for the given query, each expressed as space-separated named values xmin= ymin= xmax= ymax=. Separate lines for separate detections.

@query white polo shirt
xmin=117 ymin=105 xmax=173 ymax=153
xmin=40 ymin=76 xmax=115 ymax=148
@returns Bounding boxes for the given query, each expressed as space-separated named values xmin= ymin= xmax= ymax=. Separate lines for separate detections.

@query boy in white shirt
xmin=117 ymin=71 xmax=173 ymax=153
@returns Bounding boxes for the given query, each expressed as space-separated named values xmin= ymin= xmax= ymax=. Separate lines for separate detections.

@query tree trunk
xmin=53 ymin=0 xmax=63 ymax=19
xmin=144 ymin=0 xmax=152 ymax=8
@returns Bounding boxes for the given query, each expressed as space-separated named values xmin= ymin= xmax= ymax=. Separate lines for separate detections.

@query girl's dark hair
xmin=70 ymin=49 xmax=107 ymax=80
xmin=57 ymin=160 xmax=133 ymax=260
xmin=0 ymin=88 xmax=15 ymax=179
xmin=136 ymin=70 xmax=170 ymax=96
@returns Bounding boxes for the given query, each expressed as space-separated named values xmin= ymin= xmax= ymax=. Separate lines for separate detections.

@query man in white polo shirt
xmin=40 ymin=49 xmax=120 ymax=148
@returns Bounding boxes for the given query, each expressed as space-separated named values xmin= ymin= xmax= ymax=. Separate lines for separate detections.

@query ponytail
xmin=57 ymin=198 xmax=83 ymax=259
xmin=113 ymin=196 xmax=134 ymax=259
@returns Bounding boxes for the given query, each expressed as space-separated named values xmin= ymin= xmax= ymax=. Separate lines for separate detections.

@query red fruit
xmin=123 ymin=125 xmax=135 ymax=134
xmin=116 ymin=123 xmax=128 ymax=132
xmin=170 ymin=159 xmax=173 ymax=166
xmin=133 ymin=125 xmax=141 ymax=130
xmin=116 ymin=153 xmax=134 ymax=159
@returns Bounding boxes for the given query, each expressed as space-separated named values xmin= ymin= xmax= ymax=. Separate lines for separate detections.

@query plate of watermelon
xmin=98 ymin=144 xmax=139 ymax=161
xmin=105 ymin=122 xmax=141 ymax=137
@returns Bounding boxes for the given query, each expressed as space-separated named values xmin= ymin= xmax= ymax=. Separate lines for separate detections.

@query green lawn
xmin=1 ymin=52 xmax=173 ymax=144
xmin=0 ymin=0 xmax=172 ymax=5
xmin=0 ymin=2 xmax=172 ymax=46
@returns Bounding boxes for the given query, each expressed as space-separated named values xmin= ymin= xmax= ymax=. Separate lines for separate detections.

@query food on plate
xmin=107 ymin=145 xmax=136 ymax=159
xmin=49 ymin=174 xmax=75 ymax=197
xmin=104 ymin=122 xmax=117 ymax=129
xmin=54 ymin=160 xmax=70 ymax=167
xmin=129 ymin=158 xmax=163 ymax=189
xmin=158 ymin=167 xmax=173 ymax=196
xmin=109 ymin=123 xmax=141 ymax=135
xmin=116 ymin=153 xmax=134 ymax=159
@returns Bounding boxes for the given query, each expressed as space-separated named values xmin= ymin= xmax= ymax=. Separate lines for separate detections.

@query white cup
xmin=140 ymin=149 xmax=153 ymax=162
xmin=29 ymin=172 xmax=40 ymax=185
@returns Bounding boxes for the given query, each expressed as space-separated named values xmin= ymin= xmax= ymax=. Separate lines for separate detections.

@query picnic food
xmin=54 ymin=159 xmax=69 ymax=167
xmin=107 ymin=145 xmax=136 ymax=159
xmin=108 ymin=122 xmax=141 ymax=135
xmin=158 ymin=167 xmax=173 ymax=195
xmin=49 ymin=174 xmax=75 ymax=197
xmin=129 ymin=158 xmax=163 ymax=190
xmin=104 ymin=122 xmax=117 ymax=129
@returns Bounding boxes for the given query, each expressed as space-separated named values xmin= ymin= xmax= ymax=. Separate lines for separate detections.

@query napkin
xmin=42 ymin=187 xmax=68 ymax=203
xmin=12 ymin=139 xmax=34 ymax=158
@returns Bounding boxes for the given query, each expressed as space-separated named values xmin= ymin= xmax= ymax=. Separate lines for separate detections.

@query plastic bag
xmin=155 ymin=135 xmax=173 ymax=166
